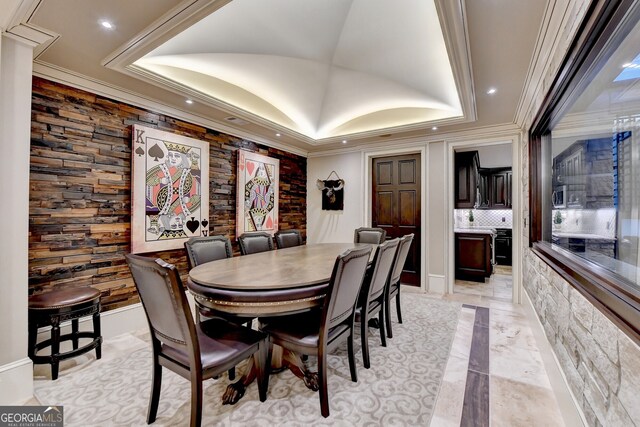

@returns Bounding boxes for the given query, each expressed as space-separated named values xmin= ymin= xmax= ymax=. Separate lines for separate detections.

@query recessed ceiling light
xmin=185 ymin=99 xmax=194 ymax=104
xmin=342 ymin=140 xmax=347 ymax=144
xmin=432 ymin=126 xmax=438 ymax=131
xmin=275 ymin=133 xmax=281 ymax=137
xmin=487 ymin=88 xmax=497 ymax=95
xmin=100 ymin=20 xmax=113 ymax=29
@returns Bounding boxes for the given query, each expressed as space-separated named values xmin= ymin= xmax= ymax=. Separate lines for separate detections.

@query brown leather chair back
xmin=354 ymin=227 xmax=387 ymax=244
xmin=274 ymin=230 xmax=303 ymax=249
xmin=125 ymin=254 xmax=197 ymax=357
xmin=366 ymin=238 xmax=400 ymax=301
xmin=323 ymin=246 xmax=372 ymax=331
xmin=390 ymin=234 xmax=414 ymax=285
xmin=184 ymin=236 xmax=232 ymax=269
xmin=238 ymin=232 xmax=274 ymax=255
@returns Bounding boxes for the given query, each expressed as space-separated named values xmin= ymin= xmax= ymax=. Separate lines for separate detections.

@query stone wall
xmin=519 ymin=1 xmax=640 ymax=426
xmin=29 ymin=77 xmax=307 ymax=311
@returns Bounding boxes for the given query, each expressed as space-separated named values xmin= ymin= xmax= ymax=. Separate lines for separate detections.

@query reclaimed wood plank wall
xmin=29 ymin=77 xmax=307 ymax=311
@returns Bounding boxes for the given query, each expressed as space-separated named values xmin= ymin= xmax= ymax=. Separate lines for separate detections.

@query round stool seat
xmin=29 ymin=287 xmax=101 ymax=310
xmin=28 ymin=287 xmax=102 ymax=380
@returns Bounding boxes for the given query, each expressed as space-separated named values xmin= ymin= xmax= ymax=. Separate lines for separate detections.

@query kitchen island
xmin=455 ymin=227 xmax=496 ymax=282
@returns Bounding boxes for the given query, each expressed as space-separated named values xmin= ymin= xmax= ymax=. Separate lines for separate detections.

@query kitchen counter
xmin=551 ymin=232 xmax=616 ymax=241
xmin=455 ymin=227 xmax=496 ymax=236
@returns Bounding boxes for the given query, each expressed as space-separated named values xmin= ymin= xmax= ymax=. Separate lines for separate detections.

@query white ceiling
xmin=134 ymin=0 xmax=462 ymax=141
xmin=22 ymin=0 xmax=547 ymax=153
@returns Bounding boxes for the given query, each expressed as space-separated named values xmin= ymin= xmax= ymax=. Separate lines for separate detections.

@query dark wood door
xmin=372 ymin=154 xmax=421 ymax=285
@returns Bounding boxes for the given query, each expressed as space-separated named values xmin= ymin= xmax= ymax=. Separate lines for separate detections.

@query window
xmin=530 ymin=0 xmax=640 ymax=342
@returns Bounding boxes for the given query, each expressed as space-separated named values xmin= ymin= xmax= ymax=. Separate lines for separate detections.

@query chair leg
xmin=71 ymin=319 xmax=79 ymax=350
xmin=385 ymin=295 xmax=393 ymax=339
xmin=93 ymin=311 xmax=102 ymax=360
xmin=361 ymin=312 xmax=370 ymax=369
xmin=50 ymin=318 xmax=60 ymax=380
xmin=228 ymin=367 xmax=236 ymax=380
xmin=378 ymin=309 xmax=387 ymax=347
xmin=396 ymin=287 xmax=403 ymax=324
xmin=28 ymin=320 xmax=38 ymax=359
xmin=147 ymin=359 xmax=162 ymax=424
xmin=190 ymin=376 xmax=203 ymax=427
xmin=318 ymin=351 xmax=329 ymax=418
xmin=256 ymin=341 xmax=271 ymax=402
xmin=347 ymin=333 xmax=358 ymax=383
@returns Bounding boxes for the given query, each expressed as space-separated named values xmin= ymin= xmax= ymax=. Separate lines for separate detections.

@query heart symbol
xmin=266 ymin=216 xmax=273 ymax=229
xmin=246 ymin=161 xmax=255 ymax=176
xmin=201 ymin=219 xmax=209 ymax=229
xmin=186 ymin=217 xmax=200 ymax=233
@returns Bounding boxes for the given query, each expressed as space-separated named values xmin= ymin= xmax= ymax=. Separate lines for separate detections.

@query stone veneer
xmin=519 ymin=0 xmax=640 ymax=425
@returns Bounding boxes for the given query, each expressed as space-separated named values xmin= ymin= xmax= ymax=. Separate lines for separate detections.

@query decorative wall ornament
xmin=131 ymin=124 xmax=209 ymax=253
xmin=317 ymin=170 xmax=345 ymax=210
xmin=237 ymin=150 xmax=279 ymax=236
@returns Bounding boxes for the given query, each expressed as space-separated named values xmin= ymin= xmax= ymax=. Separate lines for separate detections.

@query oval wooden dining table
xmin=186 ymin=242 xmax=375 ymax=404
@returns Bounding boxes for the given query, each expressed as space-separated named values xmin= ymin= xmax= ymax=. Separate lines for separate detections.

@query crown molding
xmin=308 ymin=122 xmax=520 ymax=158
xmin=32 ymin=61 xmax=310 ymax=158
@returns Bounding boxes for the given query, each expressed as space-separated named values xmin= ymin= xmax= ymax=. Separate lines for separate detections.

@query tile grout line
xmin=460 ymin=306 xmax=490 ymax=427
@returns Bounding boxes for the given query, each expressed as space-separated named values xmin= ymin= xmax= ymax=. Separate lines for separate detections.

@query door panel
xmin=372 ymin=154 xmax=421 ymax=285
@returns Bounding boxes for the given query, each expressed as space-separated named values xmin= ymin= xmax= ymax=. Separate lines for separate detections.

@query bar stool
xmin=28 ymin=287 xmax=102 ymax=380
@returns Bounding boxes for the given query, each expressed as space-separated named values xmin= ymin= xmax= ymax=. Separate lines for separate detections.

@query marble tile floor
xmin=454 ymin=265 xmax=513 ymax=301
xmin=25 ymin=285 xmax=574 ymax=427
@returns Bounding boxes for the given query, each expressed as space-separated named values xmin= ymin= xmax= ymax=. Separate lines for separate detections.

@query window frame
xmin=529 ymin=0 xmax=640 ymax=344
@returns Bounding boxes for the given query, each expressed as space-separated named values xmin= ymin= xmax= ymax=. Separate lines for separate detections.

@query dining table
xmin=186 ymin=242 xmax=375 ymax=404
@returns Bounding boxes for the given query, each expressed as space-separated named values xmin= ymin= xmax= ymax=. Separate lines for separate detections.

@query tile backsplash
xmin=551 ymin=208 xmax=616 ymax=238
xmin=454 ymin=209 xmax=513 ymax=229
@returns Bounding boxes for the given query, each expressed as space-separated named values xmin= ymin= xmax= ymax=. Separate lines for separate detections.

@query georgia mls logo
xmin=0 ymin=405 xmax=64 ymax=427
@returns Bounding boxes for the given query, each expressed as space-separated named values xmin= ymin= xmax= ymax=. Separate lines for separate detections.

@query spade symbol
xmin=201 ymin=219 xmax=209 ymax=229
xmin=135 ymin=146 xmax=145 ymax=157
xmin=203 ymin=230 xmax=208 ymax=237
xmin=148 ymin=143 xmax=164 ymax=162
xmin=186 ymin=217 xmax=200 ymax=233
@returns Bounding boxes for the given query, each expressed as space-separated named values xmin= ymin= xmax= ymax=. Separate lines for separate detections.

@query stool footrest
xmin=33 ymin=332 xmax=102 ymax=363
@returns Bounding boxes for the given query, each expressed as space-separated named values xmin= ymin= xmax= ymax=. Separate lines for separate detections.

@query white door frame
xmin=445 ymin=134 xmax=522 ymax=303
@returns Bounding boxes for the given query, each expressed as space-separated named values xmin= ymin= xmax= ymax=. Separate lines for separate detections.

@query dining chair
xmin=238 ymin=232 xmax=274 ymax=255
xmin=354 ymin=227 xmax=387 ymax=244
xmin=184 ymin=235 xmax=233 ymax=270
xmin=184 ymin=235 xmax=249 ymax=380
xmin=258 ymin=246 xmax=372 ymax=418
xmin=356 ymin=238 xmax=400 ymax=368
xmin=125 ymin=254 xmax=270 ymax=427
xmin=385 ymin=233 xmax=414 ymax=338
xmin=274 ymin=229 xmax=303 ymax=249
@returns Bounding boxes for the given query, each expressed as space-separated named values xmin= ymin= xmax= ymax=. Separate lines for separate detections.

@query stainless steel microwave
xmin=552 ymin=185 xmax=566 ymax=208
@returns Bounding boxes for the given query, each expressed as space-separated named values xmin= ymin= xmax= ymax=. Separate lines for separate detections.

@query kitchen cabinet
xmin=455 ymin=232 xmax=493 ymax=282
xmin=477 ymin=168 xmax=491 ymax=209
xmin=495 ymin=228 xmax=512 ymax=266
xmin=491 ymin=169 xmax=512 ymax=209
xmin=455 ymin=151 xmax=480 ymax=209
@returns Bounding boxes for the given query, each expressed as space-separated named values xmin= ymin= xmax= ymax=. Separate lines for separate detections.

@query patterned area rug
xmin=34 ymin=292 xmax=460 ymax=426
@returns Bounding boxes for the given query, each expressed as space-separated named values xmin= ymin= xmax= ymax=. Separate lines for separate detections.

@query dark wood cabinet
xmin=455 ymin=232 xmax=493 ymax=282
xmin=454 ymin=151 xmax=479 ymax=209
xmin=494 ymin=228 xmax=512 ymax=266
xmin=477 ymin=168 xmax=490 ymax=209
xmin=490 ymin=169 xmax=512 ymax=209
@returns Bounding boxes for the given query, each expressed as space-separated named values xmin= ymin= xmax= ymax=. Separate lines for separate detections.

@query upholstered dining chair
xmin=125 ymin=254 xmax=270 ymax=427
xmin=238 ymin=232 xmax=274 ymax=255
xmin=385 ymin=234 xmax=414 ymax=338
xmin=184 ymin=235 xmax=247 ymax=380
xmin=274 ymin=229 xmax=303 ymax=249
xmin=354 ymin=227 xmax=387 ymax=244
xmin=258 ymin=246 xmax=372 ymax=418
xmin=356 ymin=238 xmax=400 ymax=369
xmin=184 ymin=235 xmax=233 ymax=270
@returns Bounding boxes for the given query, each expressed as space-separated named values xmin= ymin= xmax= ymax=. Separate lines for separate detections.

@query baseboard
xmin=0 ymin=358 xmax=33 ymax=405
xmin=523 ymin=290 xmax=587 ymax=426
xmin=36 ymin=302 xmax=147 ymax=351
xmin=428 ymin=274 xmax=446 ymax=294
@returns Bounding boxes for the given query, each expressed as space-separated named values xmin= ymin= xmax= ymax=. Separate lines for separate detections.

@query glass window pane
xmin=548 ymin=19 xmax=640 ymax=287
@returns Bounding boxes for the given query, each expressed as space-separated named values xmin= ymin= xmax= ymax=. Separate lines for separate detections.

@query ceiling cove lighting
xmin=100 ymin=20 xmax=113 ymax=29
xmin=487 ymin=87 xmax=497 ymax=95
